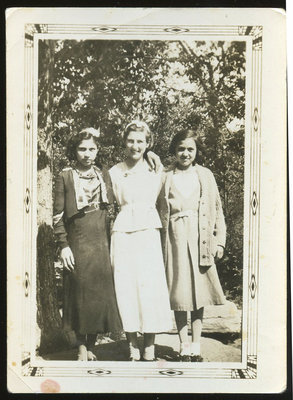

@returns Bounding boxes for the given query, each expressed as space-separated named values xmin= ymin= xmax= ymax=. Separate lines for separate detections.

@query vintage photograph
xmin=37 ymin=37 xmax=245 ymax=364
xmin=7 ymin=7 xmax=287 ymax=394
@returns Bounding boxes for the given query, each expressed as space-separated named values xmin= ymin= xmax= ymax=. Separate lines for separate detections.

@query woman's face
xmin=125 ymin=130 xmax=147 ymax=162
xmin=175 ymin=138 xmax=197 ymax=169
xmin=76 ymin=137 xmax=98 ymax=169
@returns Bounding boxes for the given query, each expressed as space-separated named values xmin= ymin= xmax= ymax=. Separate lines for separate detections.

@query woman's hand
xmin=60 ymin=246 xmax=75 ymax=271
xmin=215 ymin=245 xmax=224 ymax=260
xmin=145 ymin=151 xmax=163 ymax=173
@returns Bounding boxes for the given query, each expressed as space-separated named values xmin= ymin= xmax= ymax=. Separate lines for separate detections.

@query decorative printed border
xmin=22 ymin=23 xmax=262 ymax=380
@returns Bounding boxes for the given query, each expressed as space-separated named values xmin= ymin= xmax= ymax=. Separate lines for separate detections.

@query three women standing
xmin=54 ymin=124 xmax=226 ymax=363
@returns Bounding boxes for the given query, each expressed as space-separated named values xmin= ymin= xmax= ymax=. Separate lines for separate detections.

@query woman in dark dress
xmin=53 ymin=128 xmax=122 ymax=361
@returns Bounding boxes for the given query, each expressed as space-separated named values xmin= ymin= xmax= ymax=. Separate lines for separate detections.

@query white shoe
xmin=142 ymin=345 xmax=155 ymax=361
xmin=87 ymin=350 xmax=97 ymax=361
xmin=180 ymin=342 xmax=191 ymax=356
xmin=77 ymin=345 xmax=88 ymax=361
xmin=190 ymin=342 xmax=200 ymax=356
xmin=129 ymin=345 xmax=140 ymax=361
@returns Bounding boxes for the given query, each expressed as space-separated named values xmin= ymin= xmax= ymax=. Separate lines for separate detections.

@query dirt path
xmin=41 ymin=333 xmax=241 ymax=362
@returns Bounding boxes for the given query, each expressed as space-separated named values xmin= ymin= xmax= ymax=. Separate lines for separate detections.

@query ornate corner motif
xmin=21 ymin=352 xmax=31 ymax=376
xmin=22 ymin=352 xmax=44 ymax=376
xmin=251 ymin=26 xmax=263 ymax=50
xmin=25 ymin=24 xmax=48 ymax=47
xmin=238 ymin=26 xmax=262 ymax=50
xmin=231 ymin=355 xmax=257 ymax=378
xmin=23 ymin=364 xmax=44 ymax=377
xmin=22 ymin=351 xmax=30 ymax=364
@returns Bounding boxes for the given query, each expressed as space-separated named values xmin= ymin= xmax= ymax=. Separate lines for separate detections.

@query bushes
xmin=40 ymin=39 xmax=245 ymax=306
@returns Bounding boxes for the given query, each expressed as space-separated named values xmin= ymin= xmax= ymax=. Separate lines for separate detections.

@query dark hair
xmin=123 ymin=120 xmax=154 ymax=149
xmin=169 ymin=129 xmax=204 ymax=165
xmin=66 ymin=128 xmax=100 ymax=162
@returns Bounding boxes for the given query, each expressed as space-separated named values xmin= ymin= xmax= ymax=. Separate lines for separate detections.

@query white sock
xmin=190 ymin=342 xmax=200 ymax=356
xmin=180 ymin=342 xmax=191 ymax=356
xmin=129 ymin=345 xmax=140 ymax=361
xmin=143 ymin=345 xmax=155 ymax=360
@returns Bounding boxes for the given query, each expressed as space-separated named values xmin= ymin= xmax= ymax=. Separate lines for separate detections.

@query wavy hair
xmin=169 ymin=129 xmax=205 ymax=165
xmin=66 ymin=128 xmax=100 ymax=162
xmin=122 ymin=120 xmax=154 ymax=149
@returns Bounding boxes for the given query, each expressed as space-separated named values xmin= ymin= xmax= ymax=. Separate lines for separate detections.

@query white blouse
xmin=172 ymin=166 xmax=200 ymax=199
xmin=109 ymin=161 xmax=162 ymax=233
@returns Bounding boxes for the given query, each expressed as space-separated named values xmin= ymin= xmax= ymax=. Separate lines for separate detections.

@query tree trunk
xmin=36 ymin=39 xmax=67 ymax=355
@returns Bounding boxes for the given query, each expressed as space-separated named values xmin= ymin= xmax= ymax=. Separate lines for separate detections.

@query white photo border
xmin=21 ymin=23 xmax=262 ymax=380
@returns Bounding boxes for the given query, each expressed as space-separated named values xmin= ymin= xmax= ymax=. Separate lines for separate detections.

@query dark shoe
xmin=180 ymin=354 xmax=191 ymax=362
xmin=191 ymin=355 xmax=203 ymax=362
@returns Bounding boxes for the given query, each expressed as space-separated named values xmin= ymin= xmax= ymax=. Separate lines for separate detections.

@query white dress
xmin=109 ymin=161 xmax=173 ymax=333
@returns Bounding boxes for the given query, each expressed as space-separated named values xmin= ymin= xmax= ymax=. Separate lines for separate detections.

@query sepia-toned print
xmin=7 ymin=8 xmax=287 ymax=394
xmin=26 ymin=25 xmax=255 ymax=374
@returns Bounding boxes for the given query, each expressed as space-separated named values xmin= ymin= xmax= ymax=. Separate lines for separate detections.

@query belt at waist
xmin=120 ymin=203 xmax=156 ymax=212
xmin=170 ymin=209 xmax=197 ymax=221
xmin=82 ymin=202 xmax=101 ymax=214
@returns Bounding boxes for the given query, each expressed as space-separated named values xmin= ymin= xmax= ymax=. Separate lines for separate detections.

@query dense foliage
xmin=41 ymin=39 xmax=245 ymax=306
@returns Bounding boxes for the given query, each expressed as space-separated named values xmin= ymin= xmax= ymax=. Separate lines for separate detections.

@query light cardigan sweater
xmin=157 ymin=164 xmax=226 ymax=267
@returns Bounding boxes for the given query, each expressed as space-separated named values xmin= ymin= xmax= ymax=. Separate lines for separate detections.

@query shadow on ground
xmin=41 ymin=337 xmax=178 ymax=361
xmin=41 ymin=332 xmax=241 ymax=362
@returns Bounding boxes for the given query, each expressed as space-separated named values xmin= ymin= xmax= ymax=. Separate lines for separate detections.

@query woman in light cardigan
xmin=157 ymin=129 xmax=226 ymax=362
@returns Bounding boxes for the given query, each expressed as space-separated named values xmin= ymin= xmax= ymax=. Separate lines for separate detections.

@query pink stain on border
xmin=41 ymin=379 xmax=61 ymax=393
xmin=156 ymin=360 xmax=167 ymax=368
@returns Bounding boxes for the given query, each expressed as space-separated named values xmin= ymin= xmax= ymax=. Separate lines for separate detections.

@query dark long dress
xmin=54 ymin=167 xmax=122 ymax=336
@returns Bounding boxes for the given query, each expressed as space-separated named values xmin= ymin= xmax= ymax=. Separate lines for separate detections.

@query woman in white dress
xmin=109 ymin=121 xmax=173 ymax=361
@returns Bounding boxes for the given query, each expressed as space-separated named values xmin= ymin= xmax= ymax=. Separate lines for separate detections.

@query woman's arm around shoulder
xmin=108 ymin=162 xmax=122 ymax=181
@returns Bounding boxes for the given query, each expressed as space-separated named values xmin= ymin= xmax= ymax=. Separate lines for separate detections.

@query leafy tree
xmin=40 ymin=38 xmax=245 ymax=308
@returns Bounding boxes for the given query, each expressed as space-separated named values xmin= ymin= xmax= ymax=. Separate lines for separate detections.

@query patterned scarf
xmin=72 ymin=166 xmax=109 ymax=210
